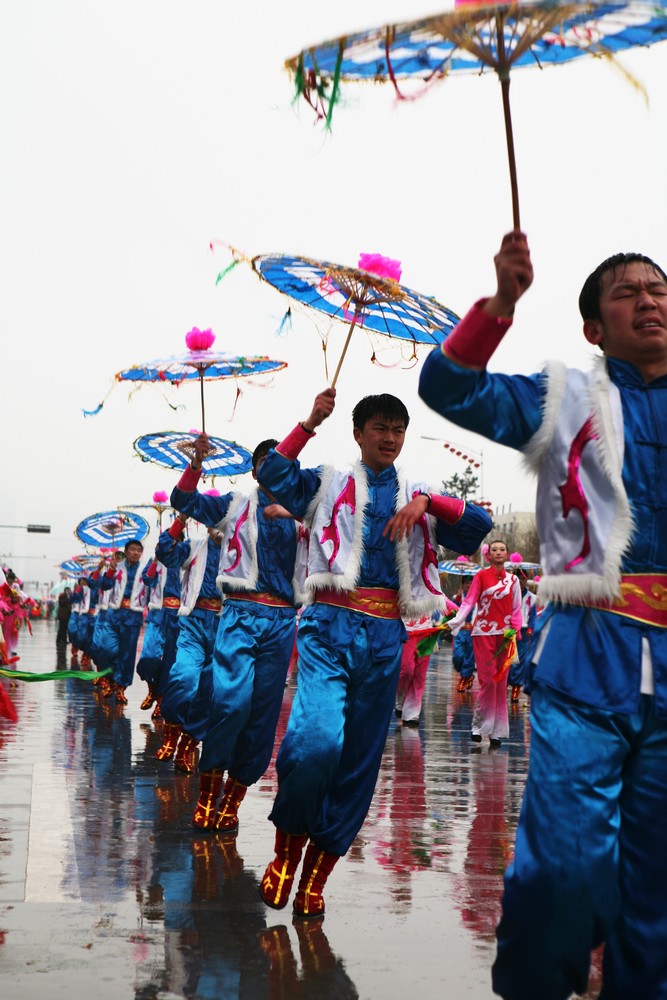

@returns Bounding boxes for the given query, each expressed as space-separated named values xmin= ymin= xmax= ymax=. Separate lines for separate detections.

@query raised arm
xmin=419 ymin=232 xmax=543 ymax=449
xmin=170 ymin=433 xmax=233 ymax=526
xmin=256 ymin=388 xmax=334 ymax=518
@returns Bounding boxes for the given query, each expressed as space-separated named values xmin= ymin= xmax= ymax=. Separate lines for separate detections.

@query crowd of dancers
xmin=5 ymin=226 xmax=667 ymax=999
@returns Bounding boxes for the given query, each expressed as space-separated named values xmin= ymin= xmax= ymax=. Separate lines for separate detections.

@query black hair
xmin=252 ymin=438 xmax=279 ymax=471
xmin=352 ymin=394 xmax=410 ymax=431
xmin=124 ymin=538 xmax=144 ymax=551
xmin=578 ymin=253 xmax=667 ymax=321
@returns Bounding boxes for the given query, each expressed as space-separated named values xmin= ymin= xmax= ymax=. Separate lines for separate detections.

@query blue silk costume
xmin=169 ymin=485 xmax=297 ymax=781
xmin=158 ymin=530 xmax=223 ymax=741
xmin=452 ymin=589 xmax=476 ymax=681
xmin=67 ymin=587 xmax=83 ymax=647
xmin=79 ymin=576 xmax=101 ymax=658
xmin=420 ymin=342 xmax=667 ymax=1000
xmin=137 ymin=556 xmax=183 ymax=696
xmin=257 ymin=450 xmax=491 ymax=857
xmin=99 ymin=562 xmax=144 ymax=688
xmin=508 ymin=590 xmax=538 ymax=690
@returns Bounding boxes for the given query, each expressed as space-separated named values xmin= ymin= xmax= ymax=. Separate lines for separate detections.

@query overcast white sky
xmin=3 ymin=1 xmax=667 ymax=592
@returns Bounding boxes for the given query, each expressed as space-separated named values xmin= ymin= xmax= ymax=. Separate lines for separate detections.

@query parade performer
xmin=67 ymin=581 xmax=83 ymax=664
xmin=90 ymin=575 xmax=114 ymax=692
xmin=394 ymin=603 xmax=456 ymax=726
xmin=452 ymin=576 xmax=477 ymax=692
xmin=137 ymin=547 xmax=183 ymax=720
xmin=78 ymin=573 xmax=101 ymax=668
xmin=508 ymin=573 xmax=537 ymax=703
xmin=168 ymin=438 xmax=299 ymax=829
xmin=448 ymin=540 xmax=522 ymax=747
xmin=152 ymin=520 xmax=222 ymax=772
xmin=419 ymin=231 xmax=667 ymax=1000
xmin=256 ymin=388 xmax=492 ymax=918
xmin=97 ymin=539 xmax=148 ymax=703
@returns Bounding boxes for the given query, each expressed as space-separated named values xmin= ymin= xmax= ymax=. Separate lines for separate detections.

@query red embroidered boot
xmin=259 ymin=829 xmax=308 ymax=909
xmin=292 ymin=842 xmax=340 ymax=919
xmin=192 ymin=769 xmax=224 ymax=830
xmin=174 ymin=732 xmax=198 ymax=773
xmin=214 ymin=776 xmax=248 ymax=834
xmin=140 ymin=685 xmax=156 ymax=710
xmin=151 ymin=697 xmax=162 ymax=721
xmin=96 ymin=675 xmax=112 ymax=697
xmin=114 ymin=683 xmax=128 ymax=705
xmin=155 ymin=721 xmax=182 ymax=761
xmin=511 ymin=685 xmax=521 ymax=703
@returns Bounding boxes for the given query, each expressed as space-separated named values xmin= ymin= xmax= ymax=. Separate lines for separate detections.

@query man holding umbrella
xmin=255 ymin=388 xmax=491 ymax=918
xmin=418 ymin=231 xmax=667 ymax=1000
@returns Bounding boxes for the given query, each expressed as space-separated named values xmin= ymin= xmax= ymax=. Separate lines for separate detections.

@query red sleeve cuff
xmin=176 ymin=465 xmax=202 ymax=491
xmin=91 ymin=570 xmax=100 ymax=580
xmin=145 ymin=560 xmax=159 ymax=577
xmin=276 ymin=423 xmax=315 ymax=461
xmin=429 ymin=494 xmax=465 ymax=525
xmin=168 ymin=520 xmax=185 ymax=540
xmin=441 ymin=300 xmax=513 ymax=370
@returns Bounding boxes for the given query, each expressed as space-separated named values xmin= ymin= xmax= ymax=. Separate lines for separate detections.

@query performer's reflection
xmin=374 ymin=726 xmax=435 ymax=909
xmin=456 ymin=750 xmax=513 ymax=942
xmin=136 ymin=826 xmax=360 ymax=1000
xmin=259 ymin=919 xmax=359 ymax=999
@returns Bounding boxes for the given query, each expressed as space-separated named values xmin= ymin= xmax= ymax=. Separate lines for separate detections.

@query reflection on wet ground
xmin=0 ymin=622 xmax=600 ymax=1000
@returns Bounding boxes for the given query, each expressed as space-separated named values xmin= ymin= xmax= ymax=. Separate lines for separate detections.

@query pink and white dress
xmin=450 ymin=568 xmax=522 ymax=740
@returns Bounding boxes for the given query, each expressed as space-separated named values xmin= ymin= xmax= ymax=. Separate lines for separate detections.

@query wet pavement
xmin=0 ymin=622 xmax=598 ymax=1000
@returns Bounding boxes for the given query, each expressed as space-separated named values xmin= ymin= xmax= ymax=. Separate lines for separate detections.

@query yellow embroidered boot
xmin=173 ymin=731 xmax=198 ymax=773
xmin=140 ymin=685 xmax=156 ymax=710
xmin=192 ymin=770 xmax=224 ymax=830
xmin=259 ymin=829 xmax=308 ymax=909
xmin=214 ymin=776 xmax=248 ymax=835
xmin=292 ymin=842 xmax=340 ymax=919
xmin=155 ymin=721 xmax=182 ymax=761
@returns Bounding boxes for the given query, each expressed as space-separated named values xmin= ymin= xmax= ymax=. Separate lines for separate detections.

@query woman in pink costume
xmin=448 ymin=540 xmax=522 ymax=747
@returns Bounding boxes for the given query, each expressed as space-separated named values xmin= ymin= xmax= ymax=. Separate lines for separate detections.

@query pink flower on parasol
xmin=185 ymin=327 xmax=216 ymax=351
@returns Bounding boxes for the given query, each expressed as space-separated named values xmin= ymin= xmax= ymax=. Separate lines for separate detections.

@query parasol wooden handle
xmin=199 ymin=369 xmax=206 ymax=436
xmin=330 ymin=312 xmax=359 ymax=388
xmin=500 ymin=74 xmax=521 ymax=231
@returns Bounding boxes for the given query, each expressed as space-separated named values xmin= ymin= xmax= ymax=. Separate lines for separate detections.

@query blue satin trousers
xmin=104 ymin=608 xmax=143 ymax=687
xmin=453 ymin=628 xmax=475 ymax=679
xmin=136 ymin=607 xmax=180 ymax=693
xmin=493 ymin=682 xmax=667 ymax=1000
xmin=508 ymin=633 xmax=535 ymax=688
xmin=198 ymin=600 xmax=296 ymax=780
xmin=160 ymin=609 xmax=219 ymax=740
xmin=269 ymin=606 xmax=402 ymax=856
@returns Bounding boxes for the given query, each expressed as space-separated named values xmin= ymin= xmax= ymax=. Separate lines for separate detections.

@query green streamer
xmin=0 ymin=667 xmax=111 ymax=683
xmin=324 ymin=41 xmax=345 ymax=132
xmin=215 ymin=259 xmax=240 ymax=285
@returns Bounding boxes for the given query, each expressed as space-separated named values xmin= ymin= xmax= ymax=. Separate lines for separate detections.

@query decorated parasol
xmin=75 ymin=510 xmax=150 ymax=549
xmin=285 ymin=0 xmax=667 ymax=227
xmin=119 ymin=491 xmax=175 ymax=533
xmin=133 ymin=431 xmax=253 ymax=482
xmin=58 ymin=555 xmax=100 ymax=576
xmin=217 ymin=247 xmax=459 ymax=386
xmin=439 ymin=558 xmax=481 ymax=575
xmin=85 ymin=328 xmax=288 ymax=434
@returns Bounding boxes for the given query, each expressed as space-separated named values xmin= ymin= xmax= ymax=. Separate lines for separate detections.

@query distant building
xmin=490 ymin=510 xmax=540 ymax=564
